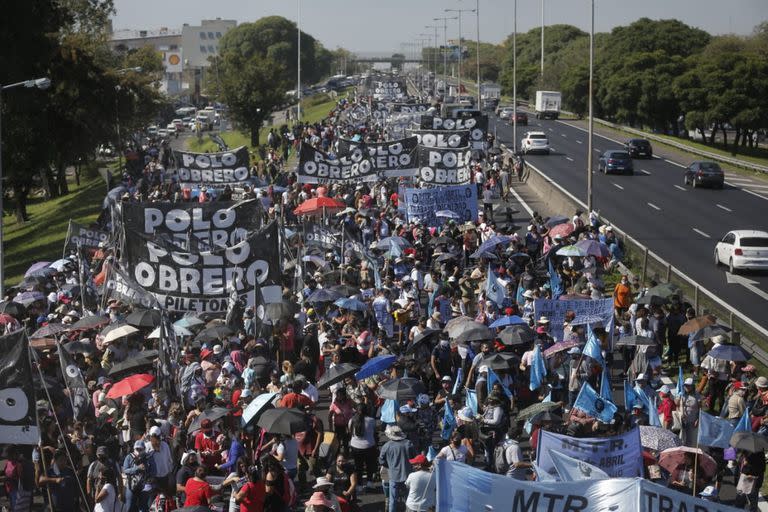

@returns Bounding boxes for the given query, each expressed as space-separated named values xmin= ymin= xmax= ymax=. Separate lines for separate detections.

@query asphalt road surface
xmin=490 ymin=113 xmax=768 ymax=335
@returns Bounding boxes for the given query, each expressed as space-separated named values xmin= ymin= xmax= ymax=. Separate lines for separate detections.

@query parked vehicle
xmin=597 ymin=150 xmax=634 ymax=175
xmin=534 ymin=90 xmax=561 ymax=120
xmin=521 ymin=131 xmax=550 ymax=154
xmin=625 ymin=138 xmax=653 ymax=158
xmin=715 ymin=230 xmax=768 ymax=273
xmin=684 ymin=161 xmax=724 ymax=188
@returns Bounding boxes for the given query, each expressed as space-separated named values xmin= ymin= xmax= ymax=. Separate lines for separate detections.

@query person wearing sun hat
xmin=379 ymin=425 xmax=415 ymax=512
xmin=404 ymin=454 xmax=435 ymax=512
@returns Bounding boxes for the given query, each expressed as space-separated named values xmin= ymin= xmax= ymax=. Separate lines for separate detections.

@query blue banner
xmin=404 ymin=184 xmax=478 ymax=227
xmin=534 ymin=298 xmax=614 ymax=342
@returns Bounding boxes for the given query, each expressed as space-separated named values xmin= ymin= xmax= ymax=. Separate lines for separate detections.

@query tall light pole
xmin=417 ymin=34 xmax=432 ymax=91
xmin=513 ymin=0 xmax=518 ymax=151
xmin=587 ymin=0 xmax=595 ymax=213
xmin=425 ymin=25 xmax=440 ymax=94
xmin=475 ymin=0 xmax=481 ymax=107
xmin=433 ymin=16 xmax=457 ymax=97
xmin=0 ymin=77 xmax=51 ymax=298
xmin=540 ymin=0 xmax=545 ymax=81
xmin=297 ymin=0 xmax=302 ymax=122
xmin=113 ymin=67 xmax=142 ymax=173
xmin=445 ymin=8 xmax=475 ymax=98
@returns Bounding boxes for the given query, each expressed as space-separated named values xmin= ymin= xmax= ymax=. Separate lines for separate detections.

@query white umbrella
xmin=102 ymin=325 xmax=139 ymax=344
xmin=147 ymin=324 xmax=192 ymax=339
xmin=49 ymin=258 xmax=74 ymax=272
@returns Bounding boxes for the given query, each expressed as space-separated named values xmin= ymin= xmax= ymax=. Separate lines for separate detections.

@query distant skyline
xmin=111 ymin=0 xmax=766 ymax=53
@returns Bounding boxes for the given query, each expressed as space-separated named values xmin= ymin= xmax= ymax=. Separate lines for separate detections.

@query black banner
xmin=58 ymin=341 xmax=91 ymax=420
xmin=409 ymin=129 xmax=470 ymax=149
xmin=103 ymin=264 xmax=160 ymax=309
xmin=121 ymin=200 xmax=262 ymax=252
xmin=298 ymin=138 xmax=418 ymax=184
xmin=417 ymin=146 xmax=473 ymax=185
xmin=63 ymin=220 xmax=110 ymax=257
xmin=369 ymin=78 xmax=407 ymax=100
xmin=173 ymin=146 xmax=250 ymax=186
xmin=0 ymin=330 xmax=39 ymax=445
xmin=304 ymin=223 xmax=340 ymax=250
xmin=121 ymin=221 xmax=281 ymax=313
xmin=391 ymin=103 xmax=430 ymax=113
xmin=419 ymin=115 xmax=488 ymax=150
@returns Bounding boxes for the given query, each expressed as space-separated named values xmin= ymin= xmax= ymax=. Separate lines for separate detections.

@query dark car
xmin=598 ymin=150 xmax=634 ymax=175
xmin=625 ymin=138 xmax=653 ymax=158
xmin=684 ymin=161 xmax=724 ymax=188
xmin=512 ymin=111 xmax=528 ymax=125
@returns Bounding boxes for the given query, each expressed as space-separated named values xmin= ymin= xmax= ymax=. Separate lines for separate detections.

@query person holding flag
xmin=677 ymin=378 xmax=701 ymax=446
xmin=728 ymin=382 xmax=748 ymax=425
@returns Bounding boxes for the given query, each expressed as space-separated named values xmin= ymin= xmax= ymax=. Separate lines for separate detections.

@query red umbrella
xmin=548 ymin=223 xmax=575 ymax=238
xmin=106 ymin=373 xmax=155 ymax=399
xmin=293 ymin=197 xmax=345 ymax=216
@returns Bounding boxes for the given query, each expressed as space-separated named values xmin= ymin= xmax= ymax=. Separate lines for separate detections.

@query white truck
xmin=534 ymin=90 xmax=561 ymax=120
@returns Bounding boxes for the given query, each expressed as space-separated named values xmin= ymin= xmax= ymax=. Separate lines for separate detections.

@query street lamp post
xmin=475 ymin=0 xmax=481 ymax=107
xmin=445 ymin=8 xmax=475 ymax=99
xmin=0 ymin=77 xmax=51 ymax=298
xmin=425 ymin=25 xmax=440 ymax=94
xmin=587 ymin=0 xmax=595 ymax=213
xmin=513 ymin=0 xmax=518 ymax=151
xmin=540 ymin=0 xmax=545 ymax=80
xmin=433 ymin=16 xmax=457 ymax=97
xmin=297 ymin=0 xmax=302 ymax=122
xmin=417 ymin=34 xmax=432 ymax=92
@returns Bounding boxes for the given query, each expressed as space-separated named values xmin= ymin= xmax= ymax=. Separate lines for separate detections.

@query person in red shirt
xmin=657 ymin=385 xmax=677 ymax=430
xmin=235 ymin=468 xmax=266 ymax=512
xmin=279 ymin=381 xmax=314 ymax=409
xmin=194 ymin=419 xmax=221 ymax=471
xmin=184 ymin=466 xmax=218 ymax=507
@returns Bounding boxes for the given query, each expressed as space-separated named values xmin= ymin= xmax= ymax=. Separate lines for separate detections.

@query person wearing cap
xmin=700 ymin=334 xmax=730 ymax=414
xmin=145 ymin=425 xmax=173 ymax=495
xmin=433 ymin=375 xmax=454 ymax=408
xmin=404 ymin=454 xmax=435 ymax=512
xmin=87 ymin=445 xmax=123 ymax=504
xmin=194 ymin=418 xmax=222 ymax=472
xmin=379 ymin=425 xmax=415 ymax=512
xmin=677 ymin=378 xmax=701 ymax=447
xmin=727 ymin=381 xmax=748 ymax=423
xmin=698 ymin=485 xmax=719 ymax=502
xmin=122 ymin=440 xmax=156 ymax=512
xmin=657 ymin=385 xmax=676 ymax=430
xmin=304 ymin=490 xmax=335 ymax=512
xmin=175 ymin=451 xmax=199 ymax=501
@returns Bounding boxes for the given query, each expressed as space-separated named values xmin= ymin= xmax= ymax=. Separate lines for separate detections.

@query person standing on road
xmin=379 ymin=425 xmax=415 ymax=512
xmin=613 ymin=275 xmax=632 ymax=320
xmin=404 ymin=455 xmax=435 ymax=512
xmin=482 ymin=185 xmax=495 ymax=221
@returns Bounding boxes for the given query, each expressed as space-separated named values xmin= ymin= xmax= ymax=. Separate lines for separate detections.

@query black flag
xmin=0 ymin=330 xmax=39 ymax=445
xmin=58 ymin=340 xmax=91 ymax=420
xmin=156 ymin=312 xmax=178 ymax=399
xmin=225 ymin=274 xmax=244 ymax=332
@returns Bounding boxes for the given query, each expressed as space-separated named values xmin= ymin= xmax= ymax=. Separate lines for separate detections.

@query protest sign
xmin=298 ymin=139 xmax=418 ymax=184
xmin=534 ymin=298 xmax=614 ymax=342
xmin=403 ymin=185 xmax=477 ymax=226
xmin=417 ymin=146 xmax=473 ymax=185
xmin=63 ymin=220 xmax=110 ymax=256
xmin=419 ymin=115 xmax=488 ymax=150
xmin=409 ymin=129 xmax=470 ymax=149
xmin=304 ymin=222 xmax=340 ymax=250
xmin=369 ymin=78 xmax=406 ymax=100
xmin=391 ymin=103 xmax=430 ymax=113
xmin=120 ymin=220 xmax=281 ymax=313
xmin=0 ymin=330 xmax=40 ymax=445
xmin=102 ymin=264 xmax=159 ymax=309
xmin=173 ymin=146 xmax=250 ymax=186
xmin=536 ymin=428 xmax=643 ymax=479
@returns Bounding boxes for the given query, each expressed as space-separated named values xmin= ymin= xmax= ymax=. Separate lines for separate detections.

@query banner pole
xmin=692 ymin=436 xmax=700 ymax=496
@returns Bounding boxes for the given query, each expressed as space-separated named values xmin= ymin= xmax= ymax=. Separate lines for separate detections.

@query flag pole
xmin=692 ymin=432 xmax=700 ymax=496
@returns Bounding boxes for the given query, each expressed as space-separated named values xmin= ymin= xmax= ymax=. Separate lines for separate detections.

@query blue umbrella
xmin=489 ymin=315 xmax=527 ymax=329
xmin=556 ymin=245 xmax=587 ymax=257
xmin=334 ymin=297 xmax=368 ymax=312
xmin=470 ymin=236 xmax=511 ymax=258
xmin=13 ymin=291 xmax=46 ymax=305
xmin=355 ymin=355 xmax=398 ymax=380
xmin=706 ymin=344 xmax=751 ymax=362
xmin=242 ymin=392 xmax=278 ymax=426
xmin=306 ymin=288 xmax=343 ymax=303
xmin=376 ymin=237 xmax=411 ymax=251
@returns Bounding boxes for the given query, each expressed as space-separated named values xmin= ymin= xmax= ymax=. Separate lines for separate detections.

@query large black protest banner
xmin=419 ymin=115 xmax=488 ymax=150
xmin=173 ymin=146 xmax=250 ymax=186
xmin=58 ymin=341 xmax=91 ymax=420
xmin=404 ymin=185 xmax=478 ymax=227
xmin=369 ymin=78 xmax=406 ymax=100
xmin=63 ymin=220 xmax=110 ymax=257
xmin=298 ymin=139 xmax=418 ymax=184
xmin=103 ymin=264 xmax=159 ymax=309
xmin=121 ymin=200 xmax=262 ymax=252
xmin=121 ymin=221 xmax=281 ymax=313
xmin=0 ymin=330 xmax=39 ymax=445
xmin=409 ymin=129 xmax=470 ymax=149
xmin=417 ymin=146 xmax=473 ymax=185
xmin=304 ymin=223 xmax=340 ymax=250
xmin=391 ymin=103 xmax=430 ymax=113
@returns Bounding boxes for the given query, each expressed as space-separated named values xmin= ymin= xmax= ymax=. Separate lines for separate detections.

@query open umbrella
xmin=435 ymin=252 xmax=458 ymax=263
xmin=689 ymin=325 xmax=731 ymax=342
xmin=306 ymin=288 xmax=343 ymax=303
xmin=530 ymin=411 xmax=563 ymax=425
xmin=499 ymin=324 xmax=535 ymax=346
xmin=647 ymin=283 xmax=681 ymax=300
xmin=242 ymin=392 xmax=279 ymax=425
xmin=265 ymin=301 xmax=297 ymax=323
xmin=195 ymin=324 xmax=235 ymax=343
xmin=678 ymin=315 xmax=717 ymax=335
xmin=25 ymin=266 xmax=56 ymax=278
xmin=453 ymin=323 xmax=494 ymax=344
xmin=636 ymin=294 xmax=670 ymax=307
xmin=444 ymin=315 xmax=474 ymax=337
xmin=330 ymin=284 xmax=359 ymax=297
xmin=355 ymin=355 xmax=397 ymax=381
xmin=334 ymin=297 xmax=368 ymax=312
xmin=548 ymin=223 xmax=574 ymax=238
xmin=543 ymin=339 xmax=580 ymax=358
xmin=69 ymin=315 xmax=110 ymax=331
xmin=376 ymin=377 xmax=427 ymax=401
xmin=0 ymin=314 xmax=19 ymax=327
xmin=108 ymin=353 xmax=157 ymax=376
xmin=489 ymin=315 xmax=527 ymax=329
xmin=106 ymin=373 xmax=154 ymax=399
xmin=13 ymin=291 xmax=46 ymax=305
xmin=640 ymin=426 xmax=682 ymax=452
xmin=125 ymin=309 xmax=162 ymax=328
xmin=65 ymin=339 xmax=96 ymax=355
xmin=470 ymin=236 xmax=512 ymax=259
xmin=31 ymin=323 xmax=68 ymax=339
xmin=730 ymin=432 xmax=768 ymax=453
xmin=429 ymin=236 xmax=458 ymax=246
xmin=49 ymin=259 xmax=74 ymax=272
xmin=706 ymin=344 xmax=751 ymax=362
xmin=517 ymin=401 xmax=561 ymax=421
xmin=147 ymin=324 xmax=192 ymax=339
xmin=0 ymin=301 xmax=26 ymax=318
xmin=317 ymin=363 xmax=360 ymax=390
xmin=257 ymin=408 xmax=308 ymax=435
xmin=480 ymin=353 xmax=516 ymax=371
xmin=659 ymin=447 xmax=717 ymax=480
xmin=615 ymin=335 xmax=656 ymax=347
xmin=189 ymin=407 xmax=231 ymax=433
xmin=103 ymin=324 xmax=139 ymax=344
xmin=376 ymin=237 xmax=412 ymax=251
xmin=544 ymin=215 xmax=569 ymax=228
xmin=556 ymin=245 xmax=586 ymax=257
xmin=25 ymin=262 xmax=52 ymax=277
xmin=574 ymin=239 xmax=610 ymax=258
xmin=174 ymin=316 xmax=205 ymax=329
xmin=293 ymin=197 xmax=345 ymax=216
xmin=409 ymin=329 xmax=441 ymax=350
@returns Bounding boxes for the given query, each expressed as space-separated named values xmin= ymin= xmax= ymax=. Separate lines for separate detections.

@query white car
xmin=166 ymin=123 xmax=177 ymax=134
xmin=521 ymin=131 xmax=550 ymax=154
xmin=157 ymin=128 xmax=168 ymax=138
xmin=714 ymin=230 xmax=768 ymax=273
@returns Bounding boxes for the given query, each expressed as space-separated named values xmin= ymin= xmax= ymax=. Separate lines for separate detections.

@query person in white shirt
xmin=436 ymin=432 xmax=469 ymax=463
xmin=93 ymin=466 xmax=120 ymax=512
xmin=404 ymin=455 xmax=435 ymax=512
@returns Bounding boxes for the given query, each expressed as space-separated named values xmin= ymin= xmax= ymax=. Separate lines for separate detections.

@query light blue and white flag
xmin=549 ymin=449 xmax=610 ymax=482
xmin=530 ymin=344 xmax=548 ymax=391
xmin=735 ymin=407 xmax=752 ymax=433
xmin=698 ymin=411 xmax=735 ymax=449
xmin=574 ymin=382 xmax=617 ymax=423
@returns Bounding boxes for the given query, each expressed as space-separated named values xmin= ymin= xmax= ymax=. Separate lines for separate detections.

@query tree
xmin=391 ymin=53 xmax=406 ymax=71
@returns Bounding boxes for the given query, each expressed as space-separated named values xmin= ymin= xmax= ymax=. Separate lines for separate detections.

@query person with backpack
xmin=87 ymin=446 xmax=123 ymax=507
xmin=122 ymin=440 xmax=156 ymax=512
xmin=495 ymin=426 xmax=531 ymax=479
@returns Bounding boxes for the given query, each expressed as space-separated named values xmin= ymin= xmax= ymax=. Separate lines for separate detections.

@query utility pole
xmin=434 ymin=16 xmax=457 ymax=97
xmin=513 ymin=0 xmax=518 ymax=151
xmin=540 ymin=0 xmax=545 ymax=81
xmin=297 ymin=0 xmax=302 ymax=121
xmin=475 ymin=0 xmax=481 ymax=107
xmin=426 ymin=25 xmax=440 ymax=94
xmin=446 ymin=8 xmax=475 ymax=98
xmin=587 ymin=0 xmax=595 ymax=213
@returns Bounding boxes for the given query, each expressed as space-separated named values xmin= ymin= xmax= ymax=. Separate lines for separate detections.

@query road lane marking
xmin=576 ymin=140 xmax=583 ymax=144
xmin=548 ymin=128 xmax=554 ymax=132
xmin=747 ymin=184 xmax=768 ymax=189
xmin=742 ymin=189 xmax=768 ymax=201
xmin=725 ymin=176 xmax=754 ymax=183
xmin=555 ymin=120 xmax=625 ymax=145
xmin=640 ymin=169 xmax=651 ymax=175
xmin=613 ymin=183 xmax=624 ymax=190
xmin=674 ymin=185 xmax=687 ymax=191
xmin=561 ymin=134 xmax=567 ymax=137
xmin=692 ymin=228 xmax=711 ymax=238
xmin=647 ymin=202 xmax=661 ymax=211
xmin=565 ymin=156 xmax=574 ymax=162
xmin=664 ymin=159 xmax=686 ymax=168
xmin=594 ymin=148 xmax=601 ymax=152
xmin=716 ymin=204 xmax=732 ymax=212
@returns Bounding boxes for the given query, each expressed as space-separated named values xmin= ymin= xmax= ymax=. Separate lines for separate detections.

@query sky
xmin=111 ymin=0 xmax=766 ymax=54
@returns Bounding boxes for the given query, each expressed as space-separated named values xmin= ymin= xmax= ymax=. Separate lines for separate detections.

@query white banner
xmin=536 ymin=428 xmax=643 ymax=479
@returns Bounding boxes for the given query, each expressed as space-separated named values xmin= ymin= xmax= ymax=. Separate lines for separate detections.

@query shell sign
xmin=165 ymin=50 xmax=183 ymax=72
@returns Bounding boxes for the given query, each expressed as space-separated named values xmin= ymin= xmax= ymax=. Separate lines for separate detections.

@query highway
xmin=490 ymin=114 xmax=768 ymax=334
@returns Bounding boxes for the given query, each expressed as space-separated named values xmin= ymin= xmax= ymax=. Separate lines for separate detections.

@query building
xmin=109 ymin=27 xmax=184 ymax=94
xmin=181 ymin=18 xmax=237 ymax=68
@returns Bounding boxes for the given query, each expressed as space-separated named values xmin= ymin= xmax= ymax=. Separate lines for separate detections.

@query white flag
xmin=549 ymin=449 xmax=610 ymax=482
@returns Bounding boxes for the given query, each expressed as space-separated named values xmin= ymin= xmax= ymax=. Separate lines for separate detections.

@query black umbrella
xmin=257 ymin=408 xmax=308 ymax=435
xmin=615 ymin=335 xmax=656 ymax=347
xmin=435 ymin=253 xmax=457 ymax=262
xmin=730 ymin=432 xmax=768 ymax=453
xmin=107 ymin=351 xmax=158 ymax=376
xmin=306 ymin=288 xmax=343 ymax=303
xmin=265 ymin=301 xmax=297 ymax=323
xmin=481 ymin=353 xmax=516 ymax=371
xmin=636 ymin=294 xmax=670 ymax=307
xmin=18 ymin=275 xmax=50 ymax=291
xmin=376 ymin=377 xmax=427 ymax=401
xmin=331 ymin=284 xmax=359 ymax=297
xmin=428 ymin=236 xmax=458 ymax=246
xmin=544 ymin=215 xmax=569 ymax=229
xmin=317 ymin=363 xmax=360 ymax=390
xmin=69 ymin=315 xmax=110 ymax=331
xmin=31 ymin=323 xmax=69 ymax=339
xmin=189 ymin=407 xmax=231 ymax=433
xmin=517 ymin=401 xmax=561 ymax=421
xmin=125 ymin=309 xmax=162 ymax=328
xmin=530 ymin=411 xmax=563 ymax=425
xmin=0 ymin=301 xmax=26 ymax=318
xmin=409 ymin=329 xmax=441 ymax=351
xmin=65 ymin=340 xmax=96 ymax=355
xmin=499 ymin=324 xmax=535 ymax=346
xmin=195 ymin=324 xmax=235 ymax=343
xmin=452 ymin=323 xmax=494 ymax=344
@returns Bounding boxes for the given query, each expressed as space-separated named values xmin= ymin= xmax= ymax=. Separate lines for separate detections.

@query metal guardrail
xmin=501 ymin=145 xmax=768 ymax=367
